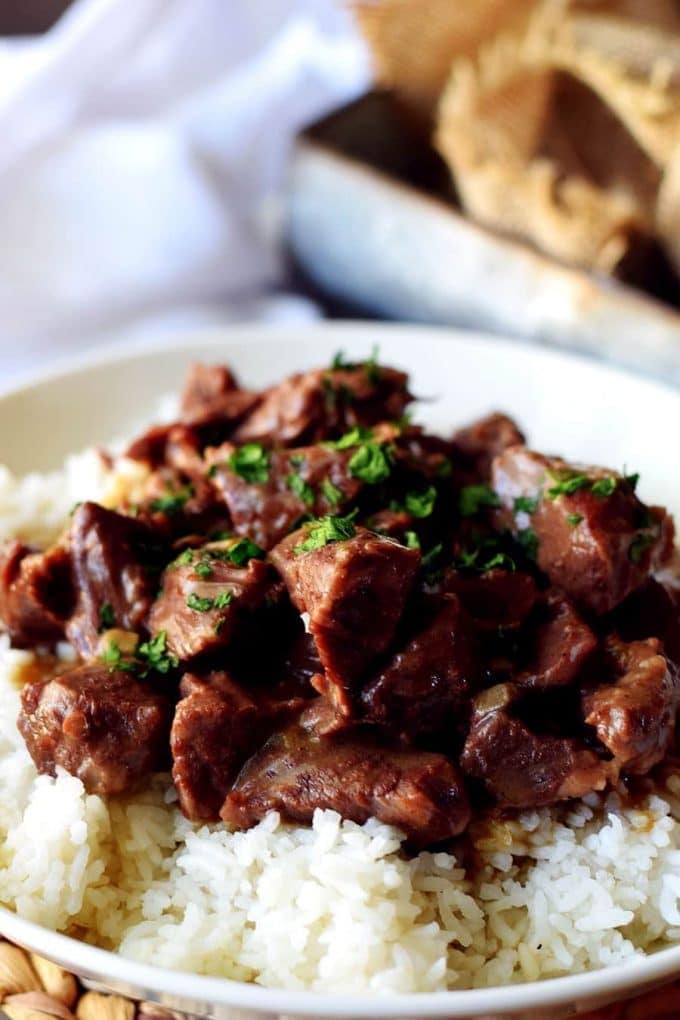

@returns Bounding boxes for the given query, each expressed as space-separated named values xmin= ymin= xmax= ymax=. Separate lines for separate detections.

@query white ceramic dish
xmin=0 ymin=321 xmax=679 ymax=1020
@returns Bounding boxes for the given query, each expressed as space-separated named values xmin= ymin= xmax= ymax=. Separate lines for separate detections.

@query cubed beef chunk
xmin=171 ymin=672 xmax=259 ymax=821
xmin=232 ymin=363 xmax=412 ymax=447
xmin=452 ymin=413 xmax=526 ymax=480
xmin=583 ymin=637 xmax=679 ymax=774
xmin=150 ymin=539 xmax=272 ymax=660
xmin=65 ymin=503 xmax=164 ymax=658
xmin=135 ymin=469 xmax=230 ymax=540
xmin=125 ymin=424 xmax=204 ymax=478
xmin=206 ymin=442 xmax=363 ymax=549
xmin=492 ymin=448 xmax=674 ymax=614
xmin=365 ymin=508 xmax=414 ymax=540
xmin=221 ymin=720 xmax=471 ymax=846
xmin=515 ymin=592 xmax=596 ymax=689
xmin=18 ymin=665 xmax=171 ymax=795
xmin=443 ymin=568 xmax=537 ymax=633
xmin=0 ymin=540 xmax=73 ymax=647
xmin=271 ymin=526 xmax=420 ymax=714
xmin=361 ymin=595 xmax=477 ymax=735
xmin=180 ymin=363 xmax=260 ymax=428
xmin=461 ymin=685 xmax=610 ymax=807
xmin=612 ymin=575 xmax=680 ymax=670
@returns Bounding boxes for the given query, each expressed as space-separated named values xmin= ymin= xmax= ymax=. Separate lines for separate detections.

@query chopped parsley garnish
xmin=137 ymin=631 xmax=179 ymax=675
xmin=547 ymin=470 xmax=618 ymax=501
xmin=321 ymin=477 xmax=343 ymax=507
xmin=98 ymin=602 xmax=116 ymax=632
xmin=456 ymin=539 xmax=516 ymax=574
xmin=421 ymin=542 xmax=443 ymax=573
xmin=348 ymin=442 xmax=393 ymax=484
xmin=514 ymin=495 xmax=540 ymax=515
xmin=567 ymin=512 xmax=584 ymax=528
xmin=517 ymin=528 xmax=539 ymax=560
xmin=214 ymin=591 xmax=234 ymax=609
xmin=176 ymin=548 xmax=195 ymax=566
xmin=591 ymin=477 xmax=617 ymax=498
xmin=365 ymin=345 xmax=381 ymax=384
xmin=624 ymin=471 xmax=640 ymax=491
xmin=324 ymin=426 xmax=373 ymax=451
xmin=404 ymin=530 xmax=421 ymax=550
xmin=629 ymin=531 xmax=655 ymax=564
xmin=207 ymin=464 xmax=218 ymax=479
xmin=104 ymin=631 xmax=178 ymax=678
xmin=149 ymin=484 xmax=194 ymax=515
xmin=459 ymin=484 xmax=500 ymax=517
xmin=187 ymin=592 xmax=214 ymax=612
xmin=393 ymin=486 xmax=437 ymax=518
xmin=225 ymin=537 xmax=265 ymax=567
xmin=228 ymin=443 xmax=270 ymax=484
xmin=331 ymin=350 xmax=351 ymax=370
xmin=195 ymin=559 xmax=213 ymax=579
xmin=287 ymin=472 xmax=314 ymax=506
xmin=289 ymin=454 xmax=304 ymax=468
xmin=294 ymin=510 xmax=359 ymax=555
xmin=546 ymin=472 xmax=590 ymax=499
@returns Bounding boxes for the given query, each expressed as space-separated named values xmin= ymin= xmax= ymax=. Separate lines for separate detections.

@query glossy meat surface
xmin=221 ymin=717 xmax=471 ymax=846
xmin=18 ymin=665 xmax=171 ymax=795
xmin=271 ymin=526 xmax=420 ymax=714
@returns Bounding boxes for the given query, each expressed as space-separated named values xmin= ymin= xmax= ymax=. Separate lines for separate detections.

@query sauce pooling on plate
xmin=1 ymin=354 xmax=678 ymax=847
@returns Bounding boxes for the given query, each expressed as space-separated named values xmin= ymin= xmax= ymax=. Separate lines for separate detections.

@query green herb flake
xmin=289 ymin=454 xmax=305 ymax=468
xmin=436 ymin=457 xmax=453 ymax=478
xmin=404 ymin=530 xmax=421 ymax=550
xmin=104 ymin=641 xmax=122 ymax=668
xmin=546 ymin=471 xmax=590 ymax=500
xmin=69 ymin=501 xmax=83 ymax=517
xmin=175 ymin=548 xmax=195 ymax=567
xmin=517 ymin=528 xmax=539 ymax=560
xmin=187 ymin=592 xmax=214 ymax=613
xmin=348 ymin=442 xmax=393 ymax=484
xmin=287 ymin=472 xmax=315 ymax=507
xmin=149 ymin=484 xmax=194 ymax=515
xmin=567 ymin=512 xmax=584 ymax=528
xmin=331 ymin=350 xmax=351 ymax=370
xmin=459 ymin=484 xmax=500 ymax=517
xmin=136 ymin=631 xmax=179 ymax=676
xmin=228 ymin=443 xmax=270 ymax=484
xmin=321 ymin=477 xmax=343 ymax=507
xmin=365 ymin=344 xmax=381 ymax=384
xmin=207 ymin=464 xmax=218 ymax=479
xmin=624 ymin=471 xmax=640 ymax=492
xmin=402 ymin=486 xmax=437 ymax=519
xmin=195 ymin=559 xmax=213 ymax=579
xmin=421 ymin=542 xmax=443 ymax=573
xmin=214 ymin=591 xmax=234 ymax=610
xmin=98 ymin=602 xmax=116 ymax=632
xmin=591 ymin=476 xmax=617 ymax=498
xmin=513 ymin=495 xmax=540 ymax=515
xmin=324 ymin=426 xmax=374 ymax=451
xmin=225 ymin=537 xmax=265 ymax=568
xmin=294 ymin=510 xmax=359 ymax=555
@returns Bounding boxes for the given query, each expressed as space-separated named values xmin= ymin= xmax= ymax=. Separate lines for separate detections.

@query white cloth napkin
xmin=0 ymin=0 xmax=369 ymax=384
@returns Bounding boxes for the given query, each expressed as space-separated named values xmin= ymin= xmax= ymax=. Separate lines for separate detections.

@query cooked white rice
xmin=1 ymin=452 xmax=680 ymax=993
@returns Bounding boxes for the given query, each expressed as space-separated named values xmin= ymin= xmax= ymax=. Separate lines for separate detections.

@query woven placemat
xmin=0 ymin=939 xmax=678 ymax=1020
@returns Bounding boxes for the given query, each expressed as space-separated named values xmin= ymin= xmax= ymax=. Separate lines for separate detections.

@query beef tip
xmin=443 ymin=568 xmax=537 ymax=633
xmin=206 ymin=442 xmax=363 ymax=549
xmin=461 ymin=684 xmax=610 ymax=808
xmin=179 ymin=363 xmax=260 ymax=429
xmin=612 ymin=574 xmax=680 ymax=670
xmin=452 ymin=413 xmax=525 ymax=480
xmin=66 ymin=503 xmax=164 ymax=658
xmin=392 ymin=427 xmax=456 ymax=482
xmin=361 ymin=595 xmax=477 ymax=736
xmin=232 ymin=363 xmax=412 ymax=447
xmin=150 ymin=538 xmax=273 ymax=661
xmin=515 ymin=592 xmax=596 ymax=690
xmin=135 ymin=469 xmax=229 ymax=540
xmin=125 ymin=424 xmax=205 ymax=480
xmin=221 ymin=720 xmax=471 ymax=846
xmin=18 ymin=664 xmax=171 ymax=795
xmin=365 ymin=508 xmax=414 ymax=540
xmin=492 ymin=447 xmax=674 ymax=615
xmin=271 ymin=525 xmax=420 ymax=714
xmin=0 ymin=540 xmax=73 ymax=647
xmin=583 ymin=637 xmax=679 ymax=775
xmin=171 ymin=671 xmax=259 ymax=822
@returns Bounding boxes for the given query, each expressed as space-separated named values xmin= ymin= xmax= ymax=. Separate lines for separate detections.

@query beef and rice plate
xmin=0 ymin=353 xmax=679 ymax=991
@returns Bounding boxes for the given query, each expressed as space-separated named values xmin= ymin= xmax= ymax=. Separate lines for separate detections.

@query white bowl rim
xmin=0 ymin=319 xmax=679 ymax=1017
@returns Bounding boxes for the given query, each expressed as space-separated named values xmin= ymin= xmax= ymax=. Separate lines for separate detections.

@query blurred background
xmin=0 ymin=0 xmax=679 ymax=384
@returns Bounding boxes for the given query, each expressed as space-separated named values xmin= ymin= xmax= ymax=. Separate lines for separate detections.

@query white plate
xmin=0 ymin=321 xmax=679 ymax=1020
